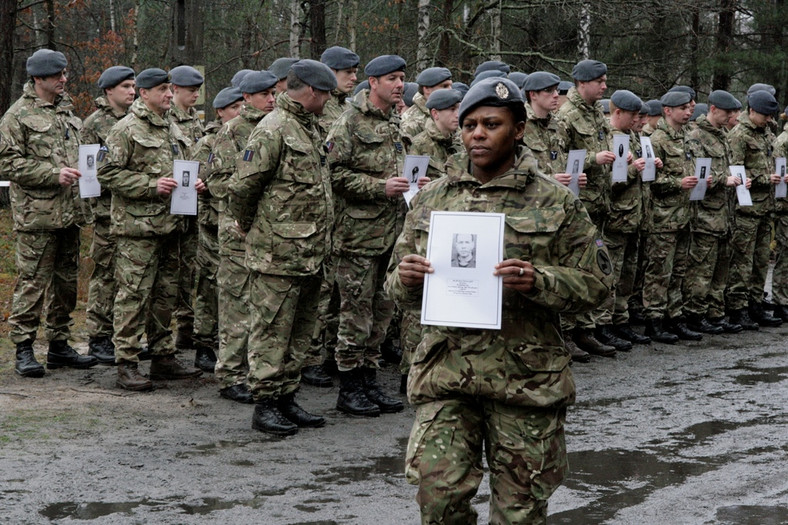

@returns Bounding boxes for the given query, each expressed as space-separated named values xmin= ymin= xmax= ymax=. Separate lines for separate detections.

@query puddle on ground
xmin=174 ymin=439 xmax=255 ymax=458
xmin=311 ymin=437 xmax=408 ymax=485
xmin=733 ymin=365 xmax=788 ymax=386
xmin=715 ymin=505 xmax=788 ymax=524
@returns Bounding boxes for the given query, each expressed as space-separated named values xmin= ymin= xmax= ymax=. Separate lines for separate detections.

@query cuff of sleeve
xmin=523 ymin=267 xmax=545 ymax=299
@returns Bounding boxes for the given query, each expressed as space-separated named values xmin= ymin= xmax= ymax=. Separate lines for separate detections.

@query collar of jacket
xmin=130 ymin=97 xmax=169 ymax=128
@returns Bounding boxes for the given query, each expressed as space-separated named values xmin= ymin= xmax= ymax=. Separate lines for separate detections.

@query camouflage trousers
xmin=628 ymin=229 xmax=650 ymax=316
xmin=9 ymin=226 xmax=79 ymax=344
xmin=215 ymin=251 xmax=252 ymax=389
xmin=85 ymin=218 xmax=116 ymax=339
xmin=192 ymin=224 xmax=219 ymax=348
xmin=175 ymin=217 xmax=197 ymax=343
xmin=726 ymin=214 xmax=771 ymax=310
xmin=642 ymin=229 xmax=690 ymax=320
xmin=598 ymin=230 xmax=639 ymax=326
xmin=564 ymin=214 xmax=606 ymax=331
xmin=112 ymin=234 xmax=179 ymax=363
xmin=334 ymin=252 xmax=396 ymax=371
xmin=399 ymin=308 xmax=422 ymax=375
xmin=305 ymin=254 xmax=340 ymax=368
xmin=406 ymin=399 xmax=567 ymax=525
xmin=683 ymin=232 xmax=726 ymax=317
xmin=771 ymin=214 xmax=788 ymax=306
xmin=247 ymin=271 xmax=322 ymax=400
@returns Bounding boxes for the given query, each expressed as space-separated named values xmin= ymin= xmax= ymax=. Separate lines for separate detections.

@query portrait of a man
xmin=451 ymin=233 xmax=476 ymax=268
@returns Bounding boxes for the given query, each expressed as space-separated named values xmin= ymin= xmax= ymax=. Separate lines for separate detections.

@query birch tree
xmin=416 ymin=0 xmax=431 ymax=71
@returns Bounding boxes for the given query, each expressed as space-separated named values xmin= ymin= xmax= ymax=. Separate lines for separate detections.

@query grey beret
xmin=169 ymin=65 xmax=203 ymax=87
xmin=320 ymin=46 xmax=360 ymax=70
xmin=748 ymin=90 xmax=779 ymax=115
xmin=26 ymin=49 xmax=68 ymax=77
xmin=452 ymin=82 xmax=470 ymax=98
xmin=426 ymin=88 xmax=462 ymax=110
xmin=353 ymin=80 xmax=370 ymax=96
xmin=639 ymin=101 xmax=649 ymax=115
xmin=610 ymin=89 xmax=643 ymax=112
xmin=136 ymin=68 xmax=170 ymax=89
xmin=402 ymin=82 xmax=419 ymax=105
xmin=600 ymin=99 xmax=610 ymax=114
xmin=470 ymin=70 xmax=506 ymax=87
xmin=291 ymin=59 xmax=338 ymax=91
xmin=660 ymin=91 xmax=692 ymax=107
xmin=416 ymin=67 xmax=452 ymax=87
xmin=690 ymin=103 xmax=708 ymax=121
xmin=459 ymin=77 xmax=523 ymax=125
xmin=644 ymin=99 xmax=663 ymax=116
xmin=231 ymin=69 xmax=255 ymax=88
xmin=239 ymin=70 xmax=278 ymax=94
xmin=747 ymin=83 xmax=776 ymax=96
xmin=708 ymin=90 xmax=739 ymax=111
xmin=507 ymin=72 xmax=529 ymax=89
xmin=522 ymin=71 xmax=560 ymax=93
xmin=213 ymin=87 xmax=243 ymax=109
xmin=474 ymin=60 xmax=510 ymax=76
xmin=558 ymin=80 xmax=573 ymax=94
xmin=97 ymin=66 xmax=135 ymax=89
xmin=571 ymin=59 xmax=607 ymax=82
xmin=269 ymin=58 xmax=300 ymax=80
xmin=668 ymin=85 xmax=696 ymax=100
xmin=364 ymin=55 xmax=406 ymax=77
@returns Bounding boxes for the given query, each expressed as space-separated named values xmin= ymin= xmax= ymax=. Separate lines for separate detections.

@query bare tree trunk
xmin=0 ymin=0 xmax=17 ymax=115
xmin=712 ymin=0 xmax=735 ymax=91
xmin=309 ymin=0 xmax=326 ymax=59
xmin=289 ymin=0 xmax=302 ymax=57
xmin=490 ymin=0 xmax=501 ymax=59
xmin=349 ymin=0 xmax=357 ymax=51
xmin=45 ymin=0 xmax=55 ymax=49
xmin=109 ymin=0 xmax=116 ymax=33
xmin=170 ymin=0 xmax=205 ymax=65
xmin=334 ymin=0 xmax=344 ymax=44
xmin=438 ymin=0 xmax=453 ymax=66
xmin=689 ymin=6 xmax=700 ymax=89
xmin=577 ymin=1 xmax=591 ymax=60
xmin=131 ymin=0 xmax=139 ymax=70
xmin=417 ymin=0 xmax=431 ymax=70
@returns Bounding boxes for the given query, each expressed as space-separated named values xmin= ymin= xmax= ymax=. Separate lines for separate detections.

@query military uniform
xmin=400 ymin=92 xmax=430 ymax=143
xmin=522 ymin=102 xmax=569 ymax=176
xmin=771 ymin=123 xmax=788 ymax=313
xmin=385 ymin=148 xmax=611 ymax=524
xmin=408 ymin=119 xmax=462 ymax=179
xmin=319 ymin=89 xmax=350 ymax=135
xmin=0 ymin=81 xmax=82 ymax=346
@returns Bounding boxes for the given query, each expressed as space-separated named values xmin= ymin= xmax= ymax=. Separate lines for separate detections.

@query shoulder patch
xmin=325 ymin=141 xmax=334 ymax=154
xmin=243 ymin=149 xmax=254 ymax=162
xmin=394 ymin=141 xmax=403 ymax=153
xmin=597 ymin=249 xmax=612 ymax=275
xmin=595 ymin=238 xmax=605 ymax=248
xmin=208 ymin=152 xmax=215 ymax=164
xmin=97 ymin=144 xmax=109 ymax=162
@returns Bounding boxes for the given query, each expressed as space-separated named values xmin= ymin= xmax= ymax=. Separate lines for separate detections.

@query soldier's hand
xmin=706 ymin=175 xmax=713 ymax=187
xmin=595 ymin=151 xmax=615 ymax=165
xmin=726 ymin=175 xmax=739 ymax=187
xmin=494 ymin=259 xmax=535 ymax=293
xmin=681 ymin=176 xmax=699 ymax=189
xmin=59 ymin=167 xmax=81 ymax=186
xmin=417 ymin=177 xmax=431 ymax=189
xmin=578 ymin=173 xmax=588 ymax=188
xmin=746 ymin=178 xmax=752 ymax=189
xmin=554 ymin=173 xmax=571 ymax=186
xmin=633 ymin=157 xmax=646 ymax=172
xmin=770 ymin=173 xmax=782 ymax=184
xmin=195 ymin=178 xmax=207 ymax=193
xmin=385 ymin=177 xmax=410 ymax=197
xmin=157 ymin=177 xmax=178 ymax=196
xmin=654 ymin=158 xmax=664 ymax=169
xmin=398 ymin=254 xmax=433 ymax=287
xmin=626 ymin=151 xmax=634 ymax=164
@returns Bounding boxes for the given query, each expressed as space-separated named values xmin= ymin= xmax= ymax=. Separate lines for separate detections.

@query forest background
xmin=0 ymin=0 xmax=787 ymax=121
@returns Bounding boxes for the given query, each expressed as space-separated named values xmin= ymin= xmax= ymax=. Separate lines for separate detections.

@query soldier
xmin=190 ymin=87 xmax=244 ymax=373
xmin=508 ymin=71 xmax=528 ymax=90
xmin=0 ymin=49 xmax=98 ymax=377
xmin=642 ymin=90 xmax=703 ymax=343
xmin=473 ymin=59 xmax=510 ymax=78
xmin=326 ymin=54 xmax=409 ymax=417
xmin=228 ymin=60 xmax=336 ymax=436
xmin=556 ymin=80 xmax=572 ymax=109
xmin=97 ymin=68 xmax=204 ymax=391
xmin=269 ymin=57 xmax=300 ymax=95
xmin=385 ymin=77 xmax=611 ymax=524
xmin=772 ymin=105 xmax=788 ymax=321
xmin=400 ymin=67 xmax=453 ymax=143
xmin=409 ymin=88 xmax=463 ymax=178
xmin=319 ymin=45 xmax=359 ymax=133
xmin=211 ymin=71 xmax=278 ymax=404
xmin=726 ymin=90 xmax=783 ymax=328
xmin=230 ymin=69 xmax=254 ymax=89
xmin=641 ymin=100 xmax=663 ymax=136
xmin=683 ymin=90 xmax=744 ymax=334
xmin=82 ymin=65 xmax=136 ymax=365
xmin=169 ymin=65 xmax=205 ymax=353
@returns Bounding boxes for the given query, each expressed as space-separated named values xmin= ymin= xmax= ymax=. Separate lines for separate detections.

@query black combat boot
xmin=685 ymin=314 xmax=724 ymax=335
xmin=220 ymin=384 xmax=254 ymax=404
xmin=380 ymin=337 xmax=403 ymax=365
xmin=251 ymin=398 xmax=298 ymax=436
xmin=772 ymin=305 xmax=788 ymax=321
xmin=748 ymin=301 xmax=782 ymax=327
xmin=278 ymin=393 xmax=326 ymax=428
xmin=612 ymin=324 xmax=651 ymax=345
xmin=668 ymin=318 xmax=703 ymax=341
xmin=708 ymin=317 xmax=743 ymax=334
xmin=644 ymin=318 xmax=679 ymax=344
xmin=595 ymin=325 xmax=633 ymax=351
xmin=301 ymin=364 xmax=333 ymax=387
xmin=336 ymin=369 xmax=380 ymax=417
xmin=15 ymin=341 xmax=45 ymax=378
xmin=361 ymin=367 xmax=404 ymax=413
xmin=88 ymin=336 xmax=116 ymax=365
xmin=565 ymin=338 xmax=591 ymax=363
xmin=193 ymin=342 xmax=216 ymax=373
xmin=47 ymin=340 xmax=99 ymax=369
xmin=116 ymin=361 xmax=153 ymax=391
xmin=728 ymin=308 xmax=759 ymax=330
xmin=175 ymin=330 xmax=194 ymax=351
xmin=149 ymin=354 xmax=202 ymax=380
xmin=572 ymin=328 xmax=616 ymax=357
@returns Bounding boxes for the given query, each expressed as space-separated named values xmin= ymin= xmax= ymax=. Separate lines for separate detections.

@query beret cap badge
xmin=495 ymin=82 xmax=509 ymax=99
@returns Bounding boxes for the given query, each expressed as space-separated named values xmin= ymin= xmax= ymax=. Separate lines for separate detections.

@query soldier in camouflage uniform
xmin=81 ymin=65 xmax=136 ymax=365
xmin=168 ymin=65 xmax=205 ymax=351
xmin=326 ymin=55 xmax=410 ymax=417
xmin=409 ymin=88 xmax=463 ymax=179
xmin=726 ymin=90 xmax=783 ymax=328
xmin=640 ymin=100 xmax=662 ymax=137
xmin=385 ymin=78 xmax=611 ymax=524
xmin=97 ymin=68 xmax=203 ymax=391
xmin=211 ymin=71 xmax=278 ymax=404
xmin=683 ymin=90 xmax=744 ymax=334
xmin=0 ymin=49 xmax=98 ymax=377
xmin=190 ymin=87 xmax=244 ymax=374
xmin=228 ymin=60 xmax=336 ymax=436
xmin=770 ymin=106 xmax=788 ymax=321
xmin=400 ymin=67 xmax=453 ymax=143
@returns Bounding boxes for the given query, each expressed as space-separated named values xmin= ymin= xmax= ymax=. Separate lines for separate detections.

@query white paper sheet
xmin=612 ymin=134 xmax=629 ymax=183
xmin=170 ymin=159 xmax=199 ymax=215
xmin=775 ymin=157 xmax=787 ymax=199
xmin=730 ymin=165 xmax=752 ymax=206
xmin=78 ymin=144 xmax=102 ymax=198
xmin=640 ymin=136 xmax=656 ymax=182
xmin=690 ymin=158 xmax=711 ymax=201
xmin=421 ymin=211 xmax=505 ymax=330
xmin=402 ymin=155 xmax=431 ymax=206
xmin=565 ymin=149 xmax=586 ymax=197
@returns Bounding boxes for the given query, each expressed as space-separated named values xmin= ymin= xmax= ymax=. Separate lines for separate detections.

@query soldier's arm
xmin=0 ymin=113 xmax=62 ymax=188
xmin=204 ymin=127 xmax=236 ymax=201
xmin=649 ymin=136 xmax=683 ymax=196
xmin=385 ymin=190 xmax=430 ymax=308
xmin=97 ymin=127 xmax=159 ymax=199
xmin=327 ymin=116 xmax=389 ymax=201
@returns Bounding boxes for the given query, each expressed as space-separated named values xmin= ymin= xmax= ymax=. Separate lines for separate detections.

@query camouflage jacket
xmin=228 ymin=93 xmax=333 ymax=276
xmin=772 ymin=122 xmax=788 ymax=215
xmin=169 ymin=104 xmax=204 ymax=151
xmin=522 ymin=103 xmax=569 ymax=176
xmin=384 ymin=146 xmax=611 ymax=408
xmin=728 ymin=112 xmax=776 ymax=217
xmin=211 ymin=105 xmax=267 ymax=257
xmin=686 ymin=114 xmax=733 ymax=235
xmin=607 ymin=127 xmax=644 ymax=233
xmin=556 ymin=87 xmax=611 ymax=218
xmin=409 ymin=119 xmax=462 ymax=179
xmin=647 ymin=118 xmax=693 ymax=232
xmin=319 ymin=89 xmax=349 ymax=135
xmin=191 ymin=119 xmax=222 ymax=229
xmin=0 ymin=82 xmax=82 ymax=231
xmin=400 ymin=92 xmax=429 ymax=143
xmin=326 ymin=89 xmax=405 ymax=256
xmin=97 ymin=98 xmax=189 ymax=237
